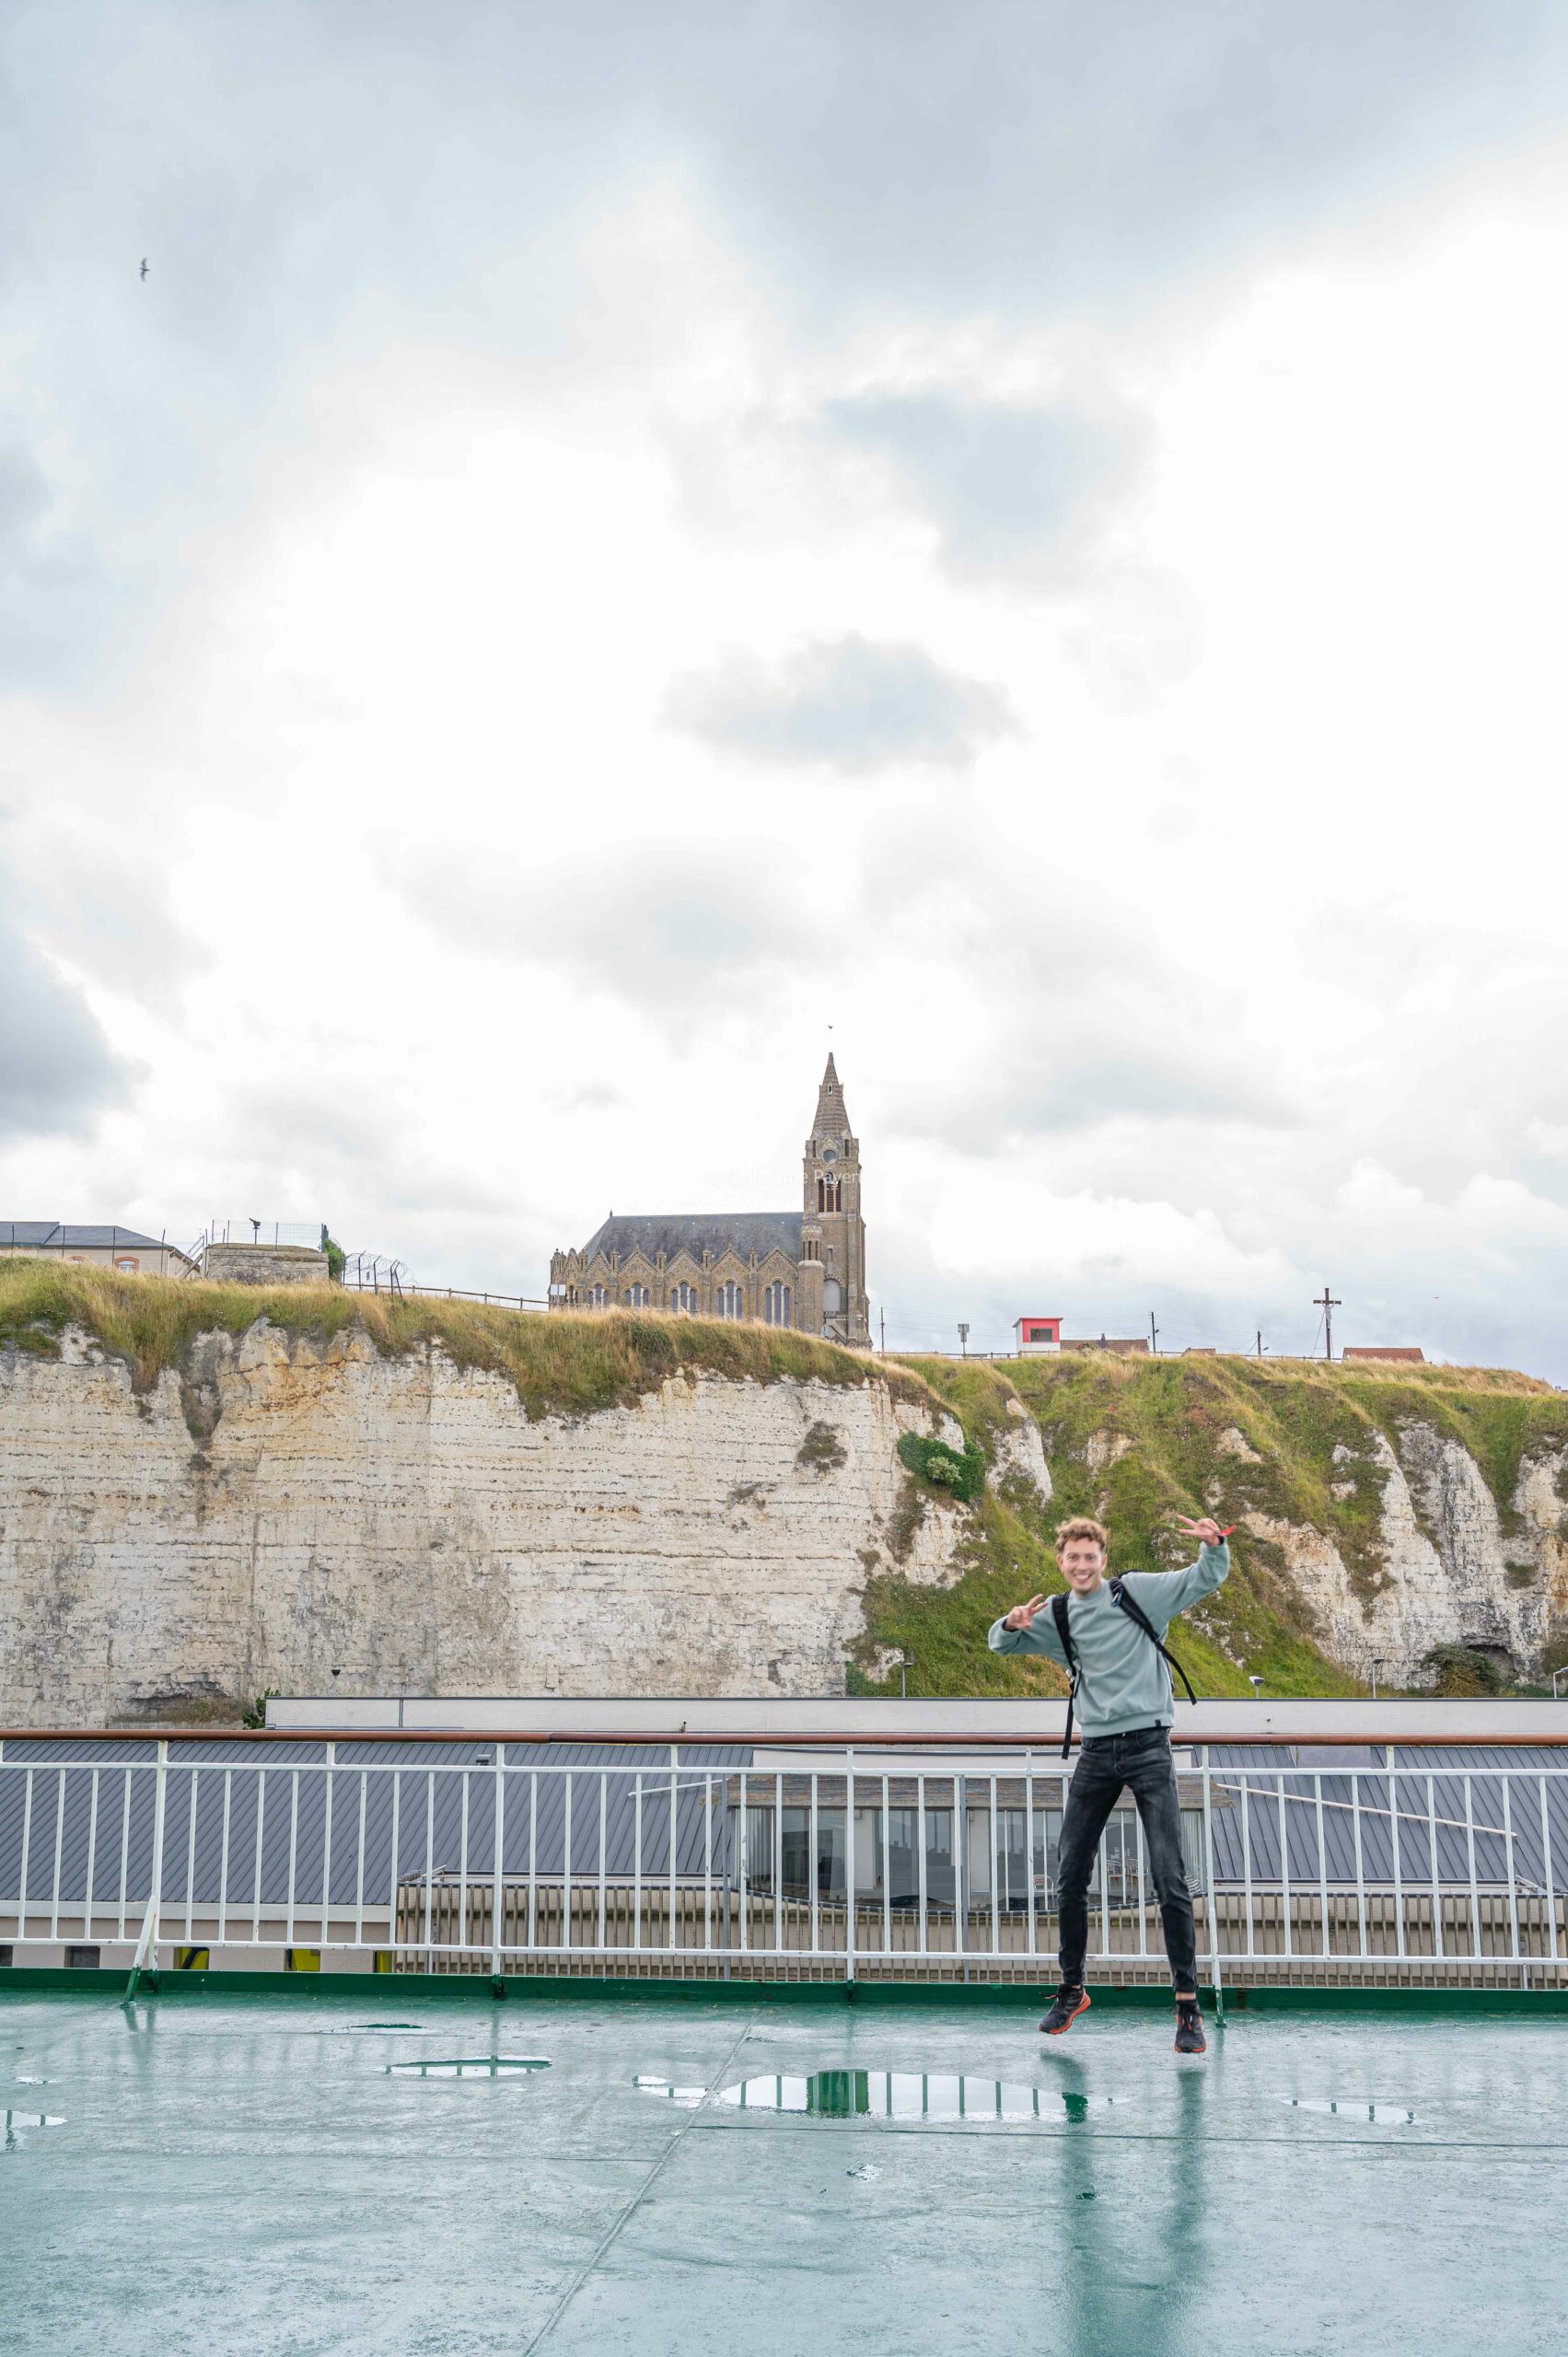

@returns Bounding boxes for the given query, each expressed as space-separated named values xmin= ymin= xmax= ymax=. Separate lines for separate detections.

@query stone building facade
xmin=549 ymin=1057 xmax=871 ymax=1344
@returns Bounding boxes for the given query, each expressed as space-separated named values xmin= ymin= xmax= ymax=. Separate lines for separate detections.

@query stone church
xmin=548 ymin=1057 xmax=871 ymax=1345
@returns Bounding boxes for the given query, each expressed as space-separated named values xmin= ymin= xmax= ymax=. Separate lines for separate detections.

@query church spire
xmin=812 ymin=1052 xmax=849 ymax=1141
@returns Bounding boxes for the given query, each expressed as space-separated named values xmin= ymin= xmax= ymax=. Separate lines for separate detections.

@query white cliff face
xmin=986 ymin=1404 xmax=1053 ymax=1508
xmin=0 ymin=1324 xmax=973 ymax=1724
xmin=1242 ymin=1423 xmax=1568 ymax=1683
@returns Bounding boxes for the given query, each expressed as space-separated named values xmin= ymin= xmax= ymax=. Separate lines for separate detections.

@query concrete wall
xmin=0 ymin=1322 xmax=973 ymax=1724
xmin=199 ymin=1244 xmax=329 ymax=1285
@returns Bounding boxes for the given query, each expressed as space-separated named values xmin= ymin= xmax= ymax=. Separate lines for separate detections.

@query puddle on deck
xmin=1285 ymin=2100 xmax=1416 ymax=2124
xmin=310 ymin=2024 xmax=435 ymax=2036
xmin=634 ymin=2075 xmax=707 ymax=2108
xmin=387 ymin=2057 xmax=550 ymax=2078
xmin=5 ymin=2111 xmax=66 ymax=2147
xmin=635 ymin=2071 xmax=1118 ymax=2122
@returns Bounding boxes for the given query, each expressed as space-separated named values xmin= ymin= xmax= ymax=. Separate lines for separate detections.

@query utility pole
xmin=1314 ymin=1285 xmax=1342 ymax=1361
xmin=1149 ymin=1311 xmax=1158 ymax=1356
xmin=1256 ymin=1329 xmax=1264 ymax=1357
xmin=958 ymin=1322 xmax=969 ymax=1358
xmin=879 ymin=1308 xmax=886 ymax=1354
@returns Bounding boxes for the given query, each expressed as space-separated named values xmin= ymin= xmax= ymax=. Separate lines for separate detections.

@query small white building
xmin=1015 ymin=1314 xmax=1063 ymax=1354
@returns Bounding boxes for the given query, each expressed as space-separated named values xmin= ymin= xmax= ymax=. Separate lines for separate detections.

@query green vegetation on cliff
xmin=850 ymin=1349 xmax=1567 ymax=1704
xmin=0 ymin=1260 xmax=935 ymax=1425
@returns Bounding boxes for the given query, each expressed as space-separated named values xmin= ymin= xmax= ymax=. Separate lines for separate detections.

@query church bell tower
xmin=800 ymin=1054 xmax=869 ymax=1346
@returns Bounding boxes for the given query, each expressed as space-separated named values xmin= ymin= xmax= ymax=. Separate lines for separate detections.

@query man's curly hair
xmin=1054 ymin=1515 xmax=1109 ymax=1555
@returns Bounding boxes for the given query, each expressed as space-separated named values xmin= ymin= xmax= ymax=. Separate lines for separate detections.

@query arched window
xmin=714 ymin=1280 xmax=745 ymax=1319
xmin=763 ymin=1282 xmax=793 ymax=1328
xmin=668 ymin=1282 xmax=696 ymax=1313
xmin=625 ymin=1283 xmax=649 ymax=1307
xmin=587 ymin=1283 xmax=608 ymax=1307
xmin=822 ymin=1278 xmax=844 ymax=1316
xmin=114 ymin=1256 xmax=140 ymax=1273
xmin=817 ymin=1177 xmax=842 ymax=1212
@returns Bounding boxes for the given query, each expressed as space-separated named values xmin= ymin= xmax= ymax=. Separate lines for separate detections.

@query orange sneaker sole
xmin=1042 ymin=1992 xmax=1091 ymax=2035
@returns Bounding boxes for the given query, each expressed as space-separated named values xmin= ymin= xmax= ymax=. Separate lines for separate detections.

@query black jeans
xmin=1057 ymin=1726 xmax=1197 ymax=1993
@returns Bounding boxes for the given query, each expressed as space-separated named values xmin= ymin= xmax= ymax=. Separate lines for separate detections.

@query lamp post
xmin=1370 ymin=1658 xmax=1385 ymax=1701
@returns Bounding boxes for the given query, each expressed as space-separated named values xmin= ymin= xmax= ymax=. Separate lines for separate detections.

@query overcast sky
xmin=4 ymin=2 xmax=1568 ymax=1375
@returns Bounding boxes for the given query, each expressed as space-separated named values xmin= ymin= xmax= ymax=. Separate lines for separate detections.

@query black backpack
xmin=1051 ymin=1581 xmax=1198 ymax=1759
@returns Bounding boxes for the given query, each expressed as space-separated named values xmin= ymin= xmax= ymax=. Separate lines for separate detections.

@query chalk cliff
xmin=2 ymin=1265 xmax=1562 ymax=1721
xmin=0 ymin=1315 xmax=973 ymax=1724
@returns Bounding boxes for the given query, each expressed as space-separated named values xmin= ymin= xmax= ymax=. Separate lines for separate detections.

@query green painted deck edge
xmin=3 ymin=1966 xmax=1567 ymax=2013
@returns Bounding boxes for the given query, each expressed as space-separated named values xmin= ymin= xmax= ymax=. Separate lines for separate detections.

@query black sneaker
xmin=1039 ymin=1984 xmax=1090 ymax=2036
xmin=1174 ymin=1998 xmax=1206 ymax=2055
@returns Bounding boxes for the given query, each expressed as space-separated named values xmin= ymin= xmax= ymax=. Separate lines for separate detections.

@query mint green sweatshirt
xmin=987 ymin=1542 xmax=1230 ymax=1736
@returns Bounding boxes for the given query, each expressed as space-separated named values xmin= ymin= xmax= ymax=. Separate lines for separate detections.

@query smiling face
xmin=1058 ymin=1535 xmax=1107 ymax=1594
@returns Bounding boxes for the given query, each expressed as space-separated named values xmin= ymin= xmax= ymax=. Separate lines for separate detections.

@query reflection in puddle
xmin=387 ymin=2057 xmax=549 ymax=2078
xmin=714 ymin=2072 xmax=1112 ymax=2122
xmin=313 ymin=2024 xmax=434 ymax=2036
xmin=1286 ymin=2100 xmax=1416 ymax=2125
xmin=4 ymin=2110 xmax=66 ymax=2147
xmin=635 ymin=2075 xmax=707 ymax=2108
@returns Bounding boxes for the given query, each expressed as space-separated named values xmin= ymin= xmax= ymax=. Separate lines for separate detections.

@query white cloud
xmin=3 ymin=16 xmax=1568 ymax=1376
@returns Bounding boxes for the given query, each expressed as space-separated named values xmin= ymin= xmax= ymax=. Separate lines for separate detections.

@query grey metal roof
xmin=6 ymin=1736 xmax=1567 ymax=1908
xmin=0 ymin=1223 xmax=171 ymax=1251
xmin=579 ymin=1212 xmax=803 ymax=1267
xmin=1200 ymin=1744 xmax=1568 ymax=1890
xmin=0 ymin=1740 xmax=753 ymax=1907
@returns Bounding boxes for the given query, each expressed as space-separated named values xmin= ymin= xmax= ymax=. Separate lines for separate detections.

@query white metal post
xmin=1539 ymin=1775 xmax=1559 ymax=1967
xmin=1387 ymin=1747 xmax=1405 ymax=1961
xmin=127 ymin=1739 xmax=169 ymax=1995
xmin=1201 ymin=1751 xmax=1224 ymax=2016
xmin=844 ymin=1750 xmax=856 ymax=1983
xmin=490 ymin=1744 xmax=506 ymax=1986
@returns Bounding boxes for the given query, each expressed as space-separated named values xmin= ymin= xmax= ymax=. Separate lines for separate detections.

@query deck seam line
xmin=521 ymin=2007 xmax=761 ymax=2353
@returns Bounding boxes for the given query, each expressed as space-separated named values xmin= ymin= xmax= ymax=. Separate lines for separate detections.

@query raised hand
xmin=1174 ymin=1515 xmax=1228 ymax=1548
xmin=1004 ymin=1593 xmax=1046 ymax=1631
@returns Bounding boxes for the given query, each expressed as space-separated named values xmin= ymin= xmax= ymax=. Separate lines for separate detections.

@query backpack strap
xmin=1051 ymin=1592 xmax=1077 ymax=1759
xmin=1109 ymin=1577 xmax=1199 ymax=1708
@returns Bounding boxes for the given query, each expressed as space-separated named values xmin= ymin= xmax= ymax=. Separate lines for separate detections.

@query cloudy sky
xmin=5 ymin=2 xmax=1568 ymax=1374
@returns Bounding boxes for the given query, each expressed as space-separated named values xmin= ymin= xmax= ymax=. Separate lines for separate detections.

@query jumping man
xmin=990 ymin=1512 xmax=1231 ymax=2054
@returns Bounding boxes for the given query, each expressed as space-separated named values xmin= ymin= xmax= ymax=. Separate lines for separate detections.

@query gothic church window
xmin=714 ymin=1280 xmax=745 ymax=1318
xmin=763 ymin=1282 xmax=793 ymax=1327
xmin=587 ymin=1283 xmax=608 ymax=1306
xmin=668 ymin=1282 xmax=696 ymax=1312
xmin=822 ymin=1279 xmax=844 ymax=1315
xmin=625 ymin=1283 xmax=649 ymax=1307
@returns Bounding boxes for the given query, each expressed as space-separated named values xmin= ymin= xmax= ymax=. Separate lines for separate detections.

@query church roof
xmin=581 ymin=1212 xmax=804 ymax=1266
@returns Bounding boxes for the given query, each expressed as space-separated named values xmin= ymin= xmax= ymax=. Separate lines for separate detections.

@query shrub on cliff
xmin=897 ymin=1430 xmax=986 ymax=1503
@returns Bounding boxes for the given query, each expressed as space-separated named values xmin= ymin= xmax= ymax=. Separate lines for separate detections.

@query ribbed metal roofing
xmin=5 ymin=1737 xmax=1565 ymax=1906
xmin=0 ymin=1223 xmax=171 ymax=1251
xmin=0 ymin=1740 xmax=751 ymax=1908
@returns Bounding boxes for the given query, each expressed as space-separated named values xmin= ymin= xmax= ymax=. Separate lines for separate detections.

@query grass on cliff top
xmin=0 ymin=1259 xmax=934 ymax=1422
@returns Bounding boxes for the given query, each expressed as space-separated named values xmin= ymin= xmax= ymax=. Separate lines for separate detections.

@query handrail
xmin=7 ymin=1724 xmax=1568 ymax=1749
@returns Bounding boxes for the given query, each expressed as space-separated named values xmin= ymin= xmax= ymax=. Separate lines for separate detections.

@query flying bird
xmin=139 ymin=258 xmax=148 ymax=280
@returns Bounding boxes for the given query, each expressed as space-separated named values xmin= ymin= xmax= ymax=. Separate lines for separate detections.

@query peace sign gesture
xmin=1003 ymin=1593 xmax=1046 ymax=1631
xmin=1175 ymin=1515 xmax=1230 ymax=1547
